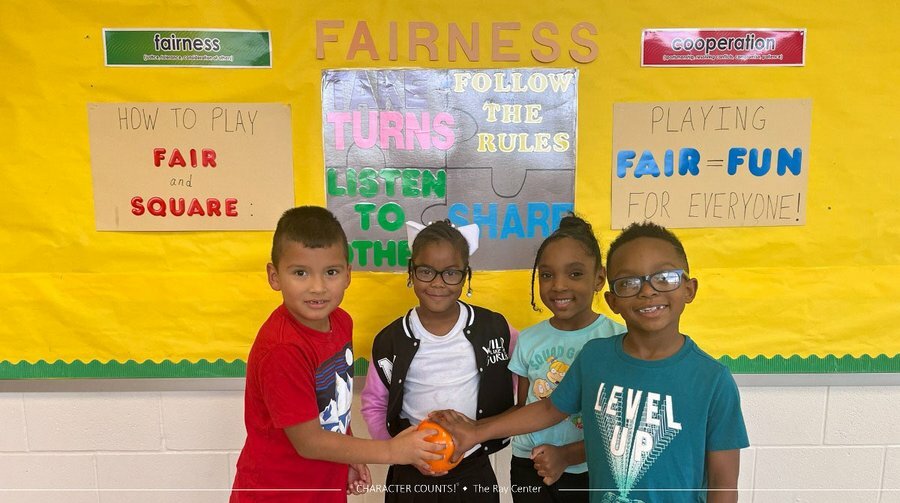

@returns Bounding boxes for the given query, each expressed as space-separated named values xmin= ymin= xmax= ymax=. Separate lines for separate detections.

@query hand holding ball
xmin=417 ymin=420 xmax=461 ymax=472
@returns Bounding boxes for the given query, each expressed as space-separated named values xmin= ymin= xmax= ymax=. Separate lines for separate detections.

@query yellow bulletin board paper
xmin=88 ymin=103 xmax=293 ymax=231
xmin=0 ymin=0 xmax=899 ymax=378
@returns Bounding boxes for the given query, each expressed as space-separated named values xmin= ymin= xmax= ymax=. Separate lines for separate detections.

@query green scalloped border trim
xmin=718 ymin=354 xmax=900 ymax=374
xmin=0 ymin=354 xmax=898 ymax=379
xmin=0 ymin=359 xmax=247 ymax=379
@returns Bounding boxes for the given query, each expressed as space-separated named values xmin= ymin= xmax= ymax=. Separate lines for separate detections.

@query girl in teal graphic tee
xmin=507 ymin=214 xmax=625 ymax=502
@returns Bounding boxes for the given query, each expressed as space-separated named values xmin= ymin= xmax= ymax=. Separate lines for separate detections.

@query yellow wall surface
xmin=1 ymin=0 xmax=898 ymax=371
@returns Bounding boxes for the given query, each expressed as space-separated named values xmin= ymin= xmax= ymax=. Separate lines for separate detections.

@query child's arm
xmin=522 ymin=370 xmax=585 ymax=485
xmin=705 ymin=370 xmax=747 ymax=503
xmin=360 ymin=360 xmax=391 ymax=440
xmin=507 ymin=324 xmax=521 ymax=396
xmin=516 ymin=375 xmax=528 ymax=407
xmin=706 ymin=449 xmax=740 ymax=503
xmin=432 ymin=398 xmax=567 ymax=461
xmin=346 ymin=463 xmax=371 ymax=495
xmin=531 ymin=441 xmax=585 ymax=485
xmin=284 ymin=419 xmax=442 ymax=471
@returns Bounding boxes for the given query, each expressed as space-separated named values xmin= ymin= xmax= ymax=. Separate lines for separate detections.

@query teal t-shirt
xmin=507 ymin=315 xmax=625 ymax=473
xmin=551 ymin=334 xmax=749 ymax=502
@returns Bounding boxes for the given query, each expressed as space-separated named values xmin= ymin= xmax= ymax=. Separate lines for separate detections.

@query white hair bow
xmin=405 ymin=221 xmax=480 ymax=256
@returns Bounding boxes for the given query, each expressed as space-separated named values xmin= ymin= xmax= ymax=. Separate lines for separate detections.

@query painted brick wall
xmin=1 ymin=384 xmax=898 ymax=503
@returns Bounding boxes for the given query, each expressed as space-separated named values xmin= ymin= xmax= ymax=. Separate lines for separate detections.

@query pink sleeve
xmin=360 ymin=360 xmax=392 ymax=440
xmin=508 ymin=322 xmax=520 ymax=396
xmin=508 ymin=322 xmax=519 ymax=356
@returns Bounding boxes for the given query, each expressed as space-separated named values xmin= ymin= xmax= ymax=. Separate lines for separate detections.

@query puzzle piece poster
xmin=322 ymin=69 xmax=577 ymax=271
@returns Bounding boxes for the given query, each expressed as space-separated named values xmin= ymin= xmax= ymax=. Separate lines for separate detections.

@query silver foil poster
xmin=322 ymin=68 xmax=577 ymax=271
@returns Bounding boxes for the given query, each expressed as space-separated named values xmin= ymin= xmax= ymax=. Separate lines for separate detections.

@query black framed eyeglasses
xmin=412 ymin=265 xmax=468 ymax=285
xmin=609 ymin=269 xmax=686 ymax=298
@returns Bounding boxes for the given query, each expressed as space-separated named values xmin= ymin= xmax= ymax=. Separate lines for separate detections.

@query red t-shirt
xmin=231 ymin=304 xmax=354 ymax=502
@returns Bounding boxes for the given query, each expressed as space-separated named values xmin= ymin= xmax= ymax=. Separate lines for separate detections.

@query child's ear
xmin=683 ymin=277 xmax=698 ymax=303
xmin=603 ymin=290 xmax=620 ymax=314
xmin=266 ymin=263 xmax=281 ymax=291
xmin=345 ymin=263 xmax=352 ymax=287
xmin=594 ymin=266 xmax=607 ymax=292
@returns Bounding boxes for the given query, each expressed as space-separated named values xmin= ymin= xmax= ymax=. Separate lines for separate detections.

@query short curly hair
xmin=606 ymin=221 xmax=689 ymax=274
xmin=271 ymin=206 xmax=349 ymax=266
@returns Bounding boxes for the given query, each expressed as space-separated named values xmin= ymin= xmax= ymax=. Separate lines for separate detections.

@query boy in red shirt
xmin=231 ymin=206 xmax=441 ymax=502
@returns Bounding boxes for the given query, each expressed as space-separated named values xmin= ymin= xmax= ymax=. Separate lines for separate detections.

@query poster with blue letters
xmin=612 ymin=98 xmax=811 ymax=228
xmin=322 ymin=68 xmax=578 ymax=271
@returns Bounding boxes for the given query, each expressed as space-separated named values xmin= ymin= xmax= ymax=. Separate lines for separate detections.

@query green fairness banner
xmin=104 ymin=29 xmax=271 ymax=68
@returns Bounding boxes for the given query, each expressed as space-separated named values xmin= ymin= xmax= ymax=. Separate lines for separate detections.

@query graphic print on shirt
xmin=593 ymin=382 xmax=682 ymax=502
xmin=482 ymin=337 xmax=509 ymax=365
xmin=316 ymin=343 xmax=354 ymax=433
xmin=532 ymin=357 xmax=569 ymax=399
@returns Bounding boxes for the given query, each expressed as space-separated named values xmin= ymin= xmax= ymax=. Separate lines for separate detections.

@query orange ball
xmin=417 ymin=419 xmax=461 ymax=472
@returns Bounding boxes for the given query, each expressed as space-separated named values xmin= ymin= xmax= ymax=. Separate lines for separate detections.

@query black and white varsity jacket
xmin=364 ymin=301 xmax=515 ymax=456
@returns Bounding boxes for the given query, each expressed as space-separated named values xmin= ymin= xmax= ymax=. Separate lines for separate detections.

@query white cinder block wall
xmin=1 ymin=379 xmax=898 ymax=503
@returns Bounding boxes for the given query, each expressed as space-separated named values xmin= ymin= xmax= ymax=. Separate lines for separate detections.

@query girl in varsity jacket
xmin=361 ymin=220 xmax=516 ymax=503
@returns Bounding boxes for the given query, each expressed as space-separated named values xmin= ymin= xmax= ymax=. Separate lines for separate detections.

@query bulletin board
xmin=1 ymin=0 xmax=898 ymax=378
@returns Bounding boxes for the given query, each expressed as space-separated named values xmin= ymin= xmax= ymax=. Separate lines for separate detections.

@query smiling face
xmin=537 ymin=237 xmax=605 ymax=331
xmin=267 ymin=241 xmax=351 ymax=332
xmin=411 ymin=240 xmax=466 ymax=319
xmin=604 ymin=237 xmax=697 ymax=340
